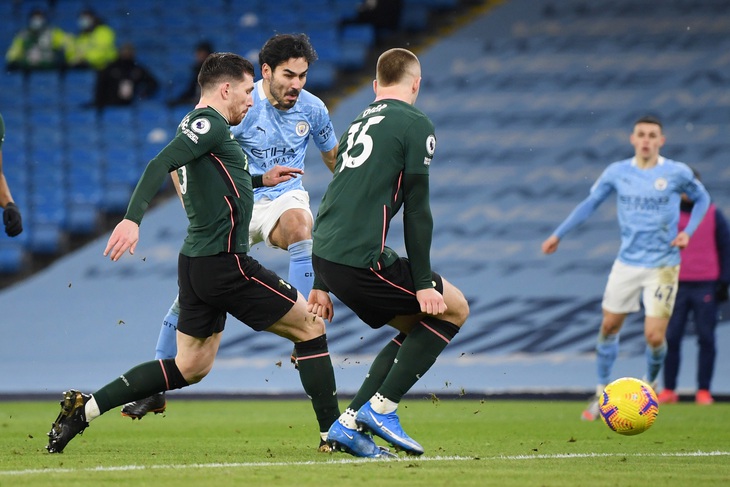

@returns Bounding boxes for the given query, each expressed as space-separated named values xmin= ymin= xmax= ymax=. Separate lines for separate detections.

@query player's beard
xmin=271 ymin=81 xmax=299 ymax=109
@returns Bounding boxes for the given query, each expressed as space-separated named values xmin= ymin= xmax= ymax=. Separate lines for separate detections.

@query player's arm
xmin=311 ymin=111 xmax=338 ymax=173
xmin=675 ymin=176 xmax=711 ymax=246
xmin=105 ymin=120 xmax=221 ymax=261
xmin=320 ymin=146 xmax=337 ymax=173
xmin=402 ymin=172 xmax=446 ymax=315
xmin=543 ymin=173 xmax=613 ymax=254
xmin=170 ymin=173 xmax=184 ymax=208
xmin=104 ymin=139 xmax=192 ymax=261
xmin=251 ymin=165 xmax=304 ymax=188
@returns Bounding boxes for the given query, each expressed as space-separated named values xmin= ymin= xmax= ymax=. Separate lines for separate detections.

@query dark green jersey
xmin=313 ymin=99 xmax=437 ymax=291
xmin=125 ymin=106 xmax=255 ymax=257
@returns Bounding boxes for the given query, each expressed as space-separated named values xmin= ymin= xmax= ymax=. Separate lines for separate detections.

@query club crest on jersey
xmin=191 ymin=118 xmax=211 ymax=134
xmin=426 ymin=134 xmax=436 ymax=156
xmin=295 ymin=121 xmax=310 ymax=137
xmin=654 ymin=177 xmax=668 ymax=191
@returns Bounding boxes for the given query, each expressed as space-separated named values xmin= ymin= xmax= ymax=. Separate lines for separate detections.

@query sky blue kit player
xmin=541 ymin=116 xmax=710 ymax=421
xmin=232 ymin=78 xmax=336 ymax=201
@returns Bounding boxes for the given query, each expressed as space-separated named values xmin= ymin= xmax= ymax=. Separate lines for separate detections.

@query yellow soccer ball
xmin=598 ymin=377 xmax=659 ymax=436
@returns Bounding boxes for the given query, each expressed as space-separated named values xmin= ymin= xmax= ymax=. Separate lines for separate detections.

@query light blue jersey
xmin=230 ymin=80 xmax=337 ymax=201
xmin=554 ymin=157 xmax=710 ymax=268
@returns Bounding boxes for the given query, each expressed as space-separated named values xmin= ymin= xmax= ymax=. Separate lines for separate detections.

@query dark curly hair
xmin=258 ymin=33 xmax=318 ymax=70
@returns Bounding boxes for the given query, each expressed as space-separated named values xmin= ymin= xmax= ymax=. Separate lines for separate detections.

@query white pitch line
xmin=2 ymin=451 xmax=728 ymax=477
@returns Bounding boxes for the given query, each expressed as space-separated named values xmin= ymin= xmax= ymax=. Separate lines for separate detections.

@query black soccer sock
xmin=378 ymin=319 xmax=460 ymax=403
xmin=92 ymin=359 xmax=189 ymax=414
xmin=348 ymin=333 xmax=406 ymax=411
xmin=295 ymin=334 xmax=340 ymax=433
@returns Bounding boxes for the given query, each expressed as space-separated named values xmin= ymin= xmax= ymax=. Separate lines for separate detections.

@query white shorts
xmin=602 ymin=260 xmax=679 ymax=318
xmin=248 ymin=189 xmax=312 ymax=249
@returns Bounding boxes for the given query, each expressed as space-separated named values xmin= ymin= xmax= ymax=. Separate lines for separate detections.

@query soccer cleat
xmin=581 ymin=395 xmax=600 ymax=421
xmin=695 ymin=389 xmax=714 ymax=405
xmin=327 ymin=420 xmax=396 ymax=458
xmin=318 ymin=438 xmax=333 ymax=453
xmin=356 ymin=402 xmax=424 ymax=455
xmin=121 ymin=392 xmax=166 ymax=419
xmin=657 ymin=389 xmax=679 ymax=404
xmin=46 ymin=390 xmax=90 ymax=453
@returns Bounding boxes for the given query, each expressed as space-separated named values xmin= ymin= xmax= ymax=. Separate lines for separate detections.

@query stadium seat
xmin=0 ymin=240 xmax=26 ymax=274
xmin=303 ymin=61 xmax=337 ymax=91
xmin=25 ymin=222 xmax=65 ymax=255
xmin=400 ymin=5 xmax=430 ymax=32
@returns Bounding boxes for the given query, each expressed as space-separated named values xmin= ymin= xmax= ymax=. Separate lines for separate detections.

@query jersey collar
xmin=630 ymin=156 xmax=665 ymax=167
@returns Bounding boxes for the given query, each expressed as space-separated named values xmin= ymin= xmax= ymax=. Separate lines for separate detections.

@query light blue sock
xmin=155 ymin=296 xmax=179 ymax=360
xmin=596 ymin=332 xmax=619 ymax=386
xmin=287 ymin=239 xmax=314 ymax=297
xmin=645 ymin=340 xmax=667 ymax=384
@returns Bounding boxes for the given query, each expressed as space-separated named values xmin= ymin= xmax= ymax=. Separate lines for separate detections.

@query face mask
xmin=78 ymin=15 xmax=93 ymax=30
xmin=30 ymin=16 xmax=46 ymax=30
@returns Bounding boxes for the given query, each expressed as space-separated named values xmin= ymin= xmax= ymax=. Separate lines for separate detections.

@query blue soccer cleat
xmin=327 ymin=420 xmax=396 ymax=459
xmin=356 ymin=402 xmax=424 ymax=455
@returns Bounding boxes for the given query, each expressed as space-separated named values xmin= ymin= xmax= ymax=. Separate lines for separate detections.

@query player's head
xmin=634 ymin=115 xmax=663 ymax=132
xmin=630 ymin=115 xmax=665 ymax=161
xmin=198 ymin=52 xmax=255 ymax=125
xmin=374 ymin=48 xmax=422 ymax=104
xmin=259 ymin=34 xmax=318 ymax=110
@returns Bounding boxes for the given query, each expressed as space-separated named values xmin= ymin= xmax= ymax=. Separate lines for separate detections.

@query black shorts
xmin=177 ymin=253 xmax=298 ymax=338
xmin=312 ymin=254 xmax=443 ymax=329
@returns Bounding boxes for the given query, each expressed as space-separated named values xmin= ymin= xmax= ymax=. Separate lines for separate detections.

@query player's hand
xmin=2 ymin=202 xmax=23 ymax=237
xmin=262 ymin=165 xmax=304 ymax=187
xmin=307 ymin=289 xmax=334 ymax=322
xmin=541 ymin=235 xmax=560 ymax=254
xmin=670 ymin=231 xmax=690 ymax=249
xmin=416 ymin=288 xmax=447 ymax=316
xmin=104 ymin=219 xmax=140 ymax=261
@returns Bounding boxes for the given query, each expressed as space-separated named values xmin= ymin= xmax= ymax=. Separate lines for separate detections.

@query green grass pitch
xmin=1 ymin=397 xmax=728 ymax=486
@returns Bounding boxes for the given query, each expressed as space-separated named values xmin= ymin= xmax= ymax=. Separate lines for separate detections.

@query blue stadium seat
xmin=0 ymin=240 xmax=26 ymax=274
xmin=400 ymin=5 xmax=429 ymax=32
xmin=25 ymin=222 xmax=65 ymax=255
xmin=63 ymin=71 xmax=97 ymax=106
xmin=304 ymin=61 xmax=337 ymax=91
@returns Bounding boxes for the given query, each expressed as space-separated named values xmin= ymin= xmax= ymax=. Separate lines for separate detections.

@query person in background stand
xmin=167 ymin=41 xmax=214 ymax=107
xmin=93 ymin=42 xmax=159 ymax=109
xmin=65 ymin=8 xmax=117 ymax=70
xmin=5 ymin=9 xmax=68 ymax=72
xmin=658 ymin=169 xmax=730 ymax=405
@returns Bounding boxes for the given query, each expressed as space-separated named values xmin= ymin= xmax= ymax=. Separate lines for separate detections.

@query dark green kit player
xmin=308 ymin=48 xmax=470 ymax=458
xmin=46 ymin=52 xmax=339 ymax=454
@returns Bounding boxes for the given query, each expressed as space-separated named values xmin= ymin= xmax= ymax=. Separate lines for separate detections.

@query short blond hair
xmin=376 ymin=48 xmax=420 ymax=87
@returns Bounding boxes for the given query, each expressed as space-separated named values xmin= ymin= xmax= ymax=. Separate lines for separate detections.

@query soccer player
xmin=307 ymin=48 xmax=470 ymax=457
xmin=121 ymin=34 xmax=340 ymax=450
xmin=0 ymin=113 xmax=23 ymax=237
xmin=541 ymin=115 xmax=711 ymax=421
xmin=46 ymin=52 xmax=339 ymax=454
